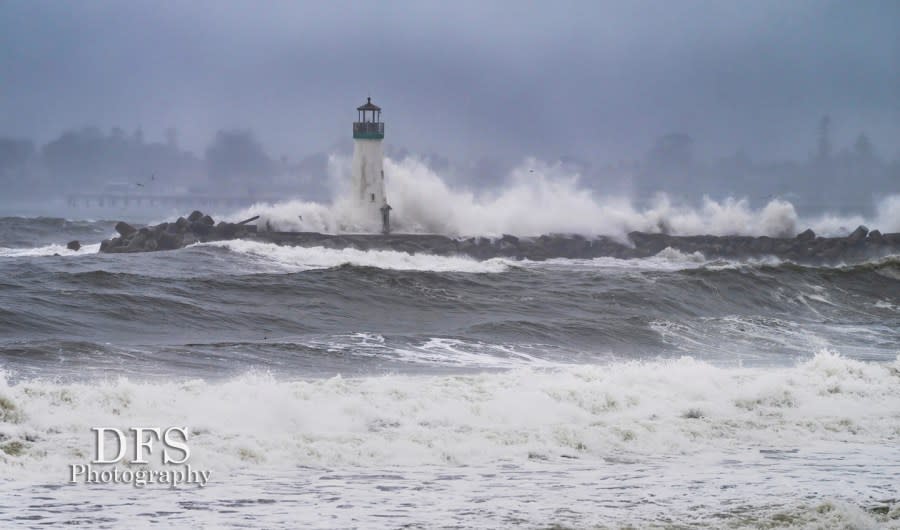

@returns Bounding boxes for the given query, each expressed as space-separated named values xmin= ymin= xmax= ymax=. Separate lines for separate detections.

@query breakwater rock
xmin=99 ymin=211 xmax=900 ymax=263
xmin=100 ymin=210 xmax=258 ymax=253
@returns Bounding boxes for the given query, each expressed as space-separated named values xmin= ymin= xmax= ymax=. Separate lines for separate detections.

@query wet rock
xmin=115 ymin=221 xmax=137 ymax=237
xmin=96 ymin=211 xmax=900 ymax=263
xmin=820 ymin=239 xmax=847 ymax=260
xmin=778 ymin=240 xmax=797 ymax=254
xmin=628 ymin=232 xmax=671 ymax=256
xmin=125 ymin=232 xmax=148 ymax=252
xmin=848 ymin=225 xmax=869 ymax=244
xmin=156 ymin=232 xmax=181 ymax=250
xmin=66 ymin=240 xmax=81 ymax=251
xmin=561 ymin=236 xmax=589 ymax=257
xmin=190 ymin=221 xmax=212 ymax=236
xmin=182 ymin=233 xmax=199 ymax=247
xmin=796 ymin=228 xmax=815 ymax=241
xmin=498 ymin=239 xmax=518 ymax=253
xmin=500 ymin=234 xmax=520 ymax=246
xmin=749 ymin=237 xmax=774 ymax=254
xmin=216 ymin=222 xmax=239 ymax=239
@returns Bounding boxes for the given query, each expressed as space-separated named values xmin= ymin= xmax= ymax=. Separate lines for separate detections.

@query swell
xmin=0 ymin=263 xmax=512 ymax=343
xmin=0 ymin=216 xmax=115 ymax=248
xmin=748 ymin=253 xmax=900 ymax=275
xmin=1 ymin=242 xmax=897 ymax=376
xmin=1 ymin=253 xmax=897 ymax=337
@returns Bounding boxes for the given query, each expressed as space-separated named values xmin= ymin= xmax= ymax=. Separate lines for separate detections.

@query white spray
xmin=232 ymin=155 xmax=900 ymax=240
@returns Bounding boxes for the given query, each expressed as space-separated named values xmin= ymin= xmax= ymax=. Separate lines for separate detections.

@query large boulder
xmin=749 ymin=237 xmax=775 ymax=254
xmin=216 ymin=222 xmax=238 ymax=238
xmin=819 ymin=239 xmax=847 ymax=260
xmin=500 ymin=234 xmax=519 ymax=246
xmin=115 ymin=221 xmax=137 ymax=237
xmin=200 ymin=214 xmax=215 ymax=226
xmin=796 ymin=228 xmax=815 ymax=241
xmin=175 ymin=216 xmax=189 ymax=231
xmin=124 ymin=232 xmax=148 ymax=252
xmin=182 ymin=233 xmax=199 ymax=247
xmin=156 ymin=232 xmax=182 ymax=250
xmin=190 ymin=221 xmax=212 ymax=236
xmin=867 ymin=229 xmax=883 ymax=243
xmin=883 ymin=233 xmax=900 ymax=245
xmin=66 ymin=240 xmax=81 ymax=251
xmin=848 ymin=225 xmax=869 ymax=244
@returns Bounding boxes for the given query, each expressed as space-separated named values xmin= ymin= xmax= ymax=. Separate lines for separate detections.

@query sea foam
xmin=196 ymin=239 xmax=512 ymax=273
xmin=0 ymin=243 xmax=101 ymax=258
xmin=1 ymin=351 xmax=897 ymax=476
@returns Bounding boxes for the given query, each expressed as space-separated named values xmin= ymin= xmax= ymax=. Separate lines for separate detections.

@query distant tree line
xmin=0 ymin=126 xmax=291 ymax=198
xmin=633 ymin=115 xmax=899 ymax=214
xmin=1 ymin=116 xmax=897 ymax=212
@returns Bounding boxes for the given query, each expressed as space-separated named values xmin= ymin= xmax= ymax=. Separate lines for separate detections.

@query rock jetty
xmin=99 ymin=210 xmax=900 ymax=263
xmin=100 ymin=210 xmax=258 ymax=254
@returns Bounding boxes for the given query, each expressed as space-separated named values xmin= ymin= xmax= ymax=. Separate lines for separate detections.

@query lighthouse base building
xmin=352 ymin=97 xmax=391 ymax=234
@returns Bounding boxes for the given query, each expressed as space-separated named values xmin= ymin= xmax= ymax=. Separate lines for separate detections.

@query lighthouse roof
xmin=357 ymin=97 xmax=381 ymax=111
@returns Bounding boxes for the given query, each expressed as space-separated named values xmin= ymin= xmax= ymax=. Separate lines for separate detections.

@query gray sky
xmin=1 ymin=0 xmax=899 ymax=164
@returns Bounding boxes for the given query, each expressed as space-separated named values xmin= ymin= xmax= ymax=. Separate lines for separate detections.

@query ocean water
xmin=0 ymin=217 xmax=898 ymax=528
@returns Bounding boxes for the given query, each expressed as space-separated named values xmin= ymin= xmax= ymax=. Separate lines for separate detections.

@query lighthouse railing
xmin=353 ymin=122 xmax=385 ymax=138
xmin=353 ymin=122 xmax=384 ymax=134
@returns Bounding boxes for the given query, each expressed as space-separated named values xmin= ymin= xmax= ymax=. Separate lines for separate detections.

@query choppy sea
xmin=0 ymin=216 xmax=898 ymax=528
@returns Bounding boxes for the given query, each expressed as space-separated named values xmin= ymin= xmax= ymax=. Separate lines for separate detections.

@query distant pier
xmin=64 ymin=192 xmax=284 ymax=209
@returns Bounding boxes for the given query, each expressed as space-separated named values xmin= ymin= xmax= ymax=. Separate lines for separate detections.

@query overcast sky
xmin=1 ymin=0 xmax=898 ymax=164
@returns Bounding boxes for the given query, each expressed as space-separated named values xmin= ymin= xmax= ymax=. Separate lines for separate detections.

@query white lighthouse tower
xmin=352 ymin=97 xmax=391 ymax=234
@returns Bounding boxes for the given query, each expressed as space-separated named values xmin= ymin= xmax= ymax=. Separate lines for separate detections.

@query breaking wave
xmin=0 ymin=243 xmax=101 ymax=258
xmin=197 ymin=240 xmax=511 ymax=273
xmin=230 ymin=155 xmax=900 ymax=239
xmin=1 ymin=351 xmax=897 ymax=475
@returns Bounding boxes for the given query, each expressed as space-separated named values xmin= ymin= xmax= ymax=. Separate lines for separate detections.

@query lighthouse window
xmin=371 ymin=193 xmax=375 ymax=202
xmin=381 ymin=170 xmax=384 ymax=179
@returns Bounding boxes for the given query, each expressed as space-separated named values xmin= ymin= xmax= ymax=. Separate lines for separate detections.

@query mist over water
xmin=232 ymin=155 xmax=900 ymax=239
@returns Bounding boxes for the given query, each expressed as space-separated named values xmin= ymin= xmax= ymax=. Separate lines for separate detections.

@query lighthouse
xmin=352 ymin=97 xmax=391 ymax=234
